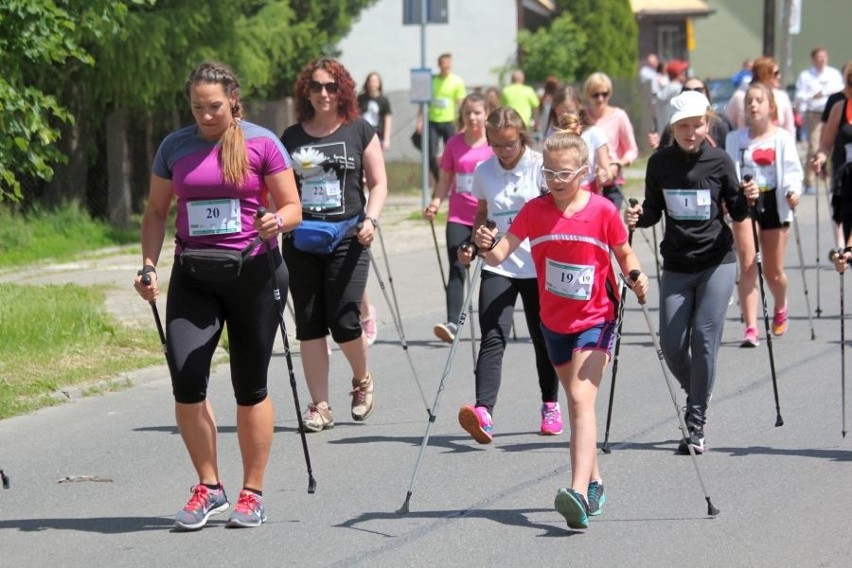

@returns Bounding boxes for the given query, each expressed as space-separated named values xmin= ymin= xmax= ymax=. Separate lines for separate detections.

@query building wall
xmin=336 ymin=0 xmax=519 ymax=160
xmin=691 ymin=0 xmax=852 ymax=82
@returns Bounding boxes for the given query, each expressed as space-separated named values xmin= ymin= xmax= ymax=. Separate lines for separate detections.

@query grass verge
xmin=0 ymin=283 xmax=162 ymax=419
xmin=0 ymin=203 xmax=139 ymax=269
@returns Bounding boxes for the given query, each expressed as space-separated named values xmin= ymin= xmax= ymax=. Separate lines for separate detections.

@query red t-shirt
xmin=509 ymin=193 xmax=627 ymax=334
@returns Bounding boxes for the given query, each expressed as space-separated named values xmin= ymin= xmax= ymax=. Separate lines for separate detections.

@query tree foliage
xmin=0 ymin=0 xmax=140 ymax=202
xmin=557 ymin=0 xmax=638 ymax=80
xmin=517 ymin=12 xmax=588 ymax=84
xmin=0 ymin=0 xmax=377 ymax=205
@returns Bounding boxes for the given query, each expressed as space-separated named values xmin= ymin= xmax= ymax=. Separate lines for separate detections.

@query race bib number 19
xmin=545 ymin=258 xmax=594 ymax=300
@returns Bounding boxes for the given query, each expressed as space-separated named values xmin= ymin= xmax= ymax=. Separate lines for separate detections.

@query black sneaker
xmin=554 ymin=488 xmax=590 ymax=529
xmin=587 ymin=481 xmax=606 ymax=516
xmin=677 ymin=424 xmax=706 ymax=455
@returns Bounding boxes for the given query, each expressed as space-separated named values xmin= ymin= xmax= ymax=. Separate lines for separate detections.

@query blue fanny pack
xmin=292 ymin=215 xmax=362 ymax=255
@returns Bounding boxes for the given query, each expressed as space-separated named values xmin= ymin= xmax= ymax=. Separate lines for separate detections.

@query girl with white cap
xmin=625 ymin=90 xmax=758 ymax=455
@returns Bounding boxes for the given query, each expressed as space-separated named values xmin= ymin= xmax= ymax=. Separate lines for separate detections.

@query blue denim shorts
xmin=540 ymin=320 xmax=618 ymax=367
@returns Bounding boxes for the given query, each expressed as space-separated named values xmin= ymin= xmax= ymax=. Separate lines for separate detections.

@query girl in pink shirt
xmin=475 ymin=130 xmax=648 ymax=530
xmin=424 ymin=93 xmax=494 ymax=342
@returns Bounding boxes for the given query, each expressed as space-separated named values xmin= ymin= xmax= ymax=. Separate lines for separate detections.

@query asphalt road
xmin=1 ymin=189 xmax=850 ymax=567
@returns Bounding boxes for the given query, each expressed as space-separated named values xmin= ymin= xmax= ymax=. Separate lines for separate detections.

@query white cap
xmin=669 ymin=90 xmax=711 ymax=125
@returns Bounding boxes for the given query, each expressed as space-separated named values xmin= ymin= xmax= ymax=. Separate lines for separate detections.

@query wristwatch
xmin=137 ymin=264 xmax=156 ymax=276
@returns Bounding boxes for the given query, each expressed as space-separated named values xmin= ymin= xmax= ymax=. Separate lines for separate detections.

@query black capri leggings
xmin=281 ymin=234 xmax=369 ymax=344
xmin=166 ymin=249 xmax=287 ymax=406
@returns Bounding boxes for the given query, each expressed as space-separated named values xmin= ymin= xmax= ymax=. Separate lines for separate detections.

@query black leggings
xmin=445 ymin=221 xmax=473 ymax=324
xmin=474 ymin=270 xmax=559 ymax=414
xmin=281 ymin=235 xmax=369 ymax=343
xmin=428 ymin=121 xmax=456 ymax=181
xmin=166 ymin=249 xmax=287 ymax=406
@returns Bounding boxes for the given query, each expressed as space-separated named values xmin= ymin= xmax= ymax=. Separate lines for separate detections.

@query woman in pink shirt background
xmin=582 ymin=72 xmax=639 ymax=210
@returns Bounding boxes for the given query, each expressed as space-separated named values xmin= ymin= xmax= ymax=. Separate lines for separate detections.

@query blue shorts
xmin=540 ymin=320 xmax=618 ymax=368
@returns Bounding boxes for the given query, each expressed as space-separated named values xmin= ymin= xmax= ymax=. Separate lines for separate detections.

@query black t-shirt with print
xmin=281 ymin=118 xmax=374 ymax=221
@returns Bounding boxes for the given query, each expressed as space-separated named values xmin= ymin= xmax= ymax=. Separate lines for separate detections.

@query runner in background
xmin=416 ymin=53 xmax=467 ymax=185
xmin=423 ymin=93 xmax=493 ymax=343
xmin=500 ymin=69 xmax=540 ymax=130
xmin=357 ymin=71 xmax=393 ymax=347
xmin=582 ymin=72 xmax=638 ymax=210
xmin=726 ymin=82 xmax=803 ymax=347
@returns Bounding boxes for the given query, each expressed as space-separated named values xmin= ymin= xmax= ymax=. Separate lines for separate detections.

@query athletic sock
xmin=202 ymin=483 xmax=221 ymax=491
xmin=243 ymin=487 xmax=262 ymax=496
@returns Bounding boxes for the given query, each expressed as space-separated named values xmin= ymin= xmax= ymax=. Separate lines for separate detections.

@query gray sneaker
xmin=226 ymin=490 xmax=267 ymax=528
xmin=174 ymin=483 xmax=229 ymax=531
xmin=433 ymin=322 xmax=458 ymax=343
xmin=350 ymin=371 xmax=375 ymax=421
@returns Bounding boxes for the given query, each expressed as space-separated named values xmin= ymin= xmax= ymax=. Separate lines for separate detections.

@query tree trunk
xmin=107 ymin=110 xmax=132 ymax=229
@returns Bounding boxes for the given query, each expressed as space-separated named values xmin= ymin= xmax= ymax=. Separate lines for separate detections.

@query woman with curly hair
xmin=280 ymin=57 xmax=388 ymax=432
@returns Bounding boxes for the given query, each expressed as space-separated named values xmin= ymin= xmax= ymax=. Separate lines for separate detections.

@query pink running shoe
xmin=740 ymin=326 xmax=759 ymax=348
xmin=772 ymin=305 xmax=788 ymax=336
xmin=360 ymin=304 xmax=377 ymax=346
xmin=458 ymin=405 xmax=493 ymax=444
xmin=540 ymin=402 xmax=563 ymax=435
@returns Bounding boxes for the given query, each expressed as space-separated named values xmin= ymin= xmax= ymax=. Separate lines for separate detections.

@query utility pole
xmin=762 ymin=0 xmax=776 ymax=57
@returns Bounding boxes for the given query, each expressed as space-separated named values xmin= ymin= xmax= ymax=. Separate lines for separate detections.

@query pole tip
xmin=775 ymin=416 xmax=784 ymax=427
xmin=707 ymin=498 xmax=720 ymax=516
xmin=308 ymin=478 xmax=317 ymax=494
xmin=843 ymin=430 xmax=847 ymax=438
xmin=396 ymin=493 xmax=412 ymax=515
xmin=601 ymin=445 xmax=612 ymax=455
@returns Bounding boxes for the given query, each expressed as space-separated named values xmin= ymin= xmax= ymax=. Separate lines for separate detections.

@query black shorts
xmin=754 ymin=189 xmax=789 ymax=231
xmin=281 ymin=234 xmax=369 ymax=343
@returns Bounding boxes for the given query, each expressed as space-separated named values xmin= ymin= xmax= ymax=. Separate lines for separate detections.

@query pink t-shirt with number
xmin=440 ymin=133 xmax=494 ymax=225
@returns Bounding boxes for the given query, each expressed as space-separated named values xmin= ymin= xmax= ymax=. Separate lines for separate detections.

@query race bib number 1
xmin=545 ymin=259 xmax=594 ymax=300
xmin=664 ymin=189 xmax=712 ymax=221
xmin=187 ymin=199 xmax=241 ymax=236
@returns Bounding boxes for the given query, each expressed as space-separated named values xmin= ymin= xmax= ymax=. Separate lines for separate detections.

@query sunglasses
xmin=309 ymin=80 xmax=339 ymax=94
xmin=541 ymin=166 xmax=587 ymax=183
xmin=682 ymin=86 xmax=706 ymax=94
xmin=591 ymin=91 xmax=610 ymax=99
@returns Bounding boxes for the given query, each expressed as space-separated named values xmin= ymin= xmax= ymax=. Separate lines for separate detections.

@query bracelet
xmin=137 ymin=264 xmax=156 ymax=277
xmin=368 ymin=216 xmax=379 ymax=228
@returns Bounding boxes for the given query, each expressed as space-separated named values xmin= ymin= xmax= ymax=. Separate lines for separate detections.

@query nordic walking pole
xmin=429 ymin=218 xmax=448 ymax=290
xmin=465 ymin=261 xmax=477 ymax=369
xmin=816 ymin=173 xmax=823 ymax=318
xmin=256 ymin=208 xmax=317 ymax=494
xmin=375 ymin=223 xmax=406 ymax=336
xmin=398 ymin=221 xmax=494 ymax=515
xmin=602 ymin=198 xmax=638 ymax=454
xmin=140 ymin=272 xmax=176 ymax=380
xmin=829 ymin=249 xmax=848 ymax=438
xmin=743 ymin=176 xmax=784 ymax=427
xmin=626 ymin=270 xmax=720 ymax=516
xmin=789 ymin=197 xmax=815 ymax=339
xmin=364 ymin=234 xmax=432 ymax=416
